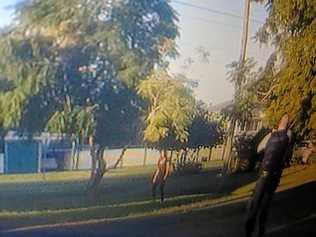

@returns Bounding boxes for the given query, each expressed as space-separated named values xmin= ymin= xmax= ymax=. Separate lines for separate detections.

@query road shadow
xmin=1 ymin=181 xmax=316 ymax=237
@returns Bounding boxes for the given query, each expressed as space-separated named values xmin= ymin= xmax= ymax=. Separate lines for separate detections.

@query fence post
xmin=143 ymin=146 xmax=148 ymax=167
xmin=221 ymin=143 xmax=226 ymax=161
xmin=208 ymin=147 xmax=213 ymax=161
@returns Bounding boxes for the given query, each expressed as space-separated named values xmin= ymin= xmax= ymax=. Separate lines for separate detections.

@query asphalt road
xmin=1 ymin=181 xmax=316 ymax=237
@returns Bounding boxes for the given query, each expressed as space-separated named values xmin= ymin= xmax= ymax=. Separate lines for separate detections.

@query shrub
xmin=172 ymin=161 xmax=202 ymax=176
xmin=292 ymin=141 xmax=316 ymax=165
xmin=234 ymin=128 xmax=271 ymax=172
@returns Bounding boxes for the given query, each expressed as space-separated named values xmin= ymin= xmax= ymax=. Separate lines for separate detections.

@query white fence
xmin=41 ymin=148 xmax=161 ymax=171
xmin=0 ymin=154 xmax=3 ymax=173
xmin=1 ymin=146 xmax=225 ymax=173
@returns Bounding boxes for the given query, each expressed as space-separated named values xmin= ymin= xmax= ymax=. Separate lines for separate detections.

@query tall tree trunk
xmin=90 ymin=149 xmax=97 ymax=181
xmin=143 ymin=146 xmax=148 ymax=167
xmin=75 ymin=138 xmax=81 ymax=170
xmin=223 ymin=119 xmax=237 ymax=174
xmin=87 ymin=145 xmax=106 ymax=196
xmin=71 ymin=139 xmax=76 ymax=170
xmin=87 ymin=145 xmax=128 ymax=196
xmin=75 ymin=146 xmax=80 ymax=170
xmin=71 ymin=137 xmax=80 ymax=170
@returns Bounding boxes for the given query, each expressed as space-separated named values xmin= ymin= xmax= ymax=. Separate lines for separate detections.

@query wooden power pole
xmin=223 ymin=0 xmax=251 ymax=172
xmin=240 ymin=0 xmax=251 ymax=63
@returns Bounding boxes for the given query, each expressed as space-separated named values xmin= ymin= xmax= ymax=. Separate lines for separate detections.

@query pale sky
xmin=0 ymin=0 xmax=273 ymax=105
xmin=169 ymin=0 xmax=273 ymax=105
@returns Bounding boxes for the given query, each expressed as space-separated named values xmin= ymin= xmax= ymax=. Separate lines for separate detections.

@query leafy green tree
xmin=0 ymin=0 xmax=179 ymax=193
xmin=222 ymin=58 xmax=258 ymax=172
xmin=253 ymin=0 xmax=315 ymax=139
xmin=47 ymin=100 xmax=97 ymax=169
xmin=225 ymin=58 xmax=258 ymax=127
xmin=139 ymin=75 xmax=225 ymax=174
xmin=184 ymin=102 xmax=225 ymax=163
xmin=138 ymin=70 xmax=196 ymax=153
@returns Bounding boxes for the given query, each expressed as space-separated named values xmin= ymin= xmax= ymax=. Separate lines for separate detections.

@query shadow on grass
xmin=2 ymin=181 xmax=316 ymax=237
xmin=0 ymin=164 xmax=261 ymax=230
xmin=1 ymin=163 xmax=315 ymax=232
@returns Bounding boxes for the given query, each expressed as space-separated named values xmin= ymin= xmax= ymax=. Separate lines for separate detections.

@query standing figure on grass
xmin=245 ymin=114 xmax=294 ymax=237
xmin=152 ymin=150 xmax=171 ymax=202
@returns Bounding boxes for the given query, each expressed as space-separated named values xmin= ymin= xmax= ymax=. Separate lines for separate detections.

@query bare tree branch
xmin=258 ymin=83 xmax=279 ymax=102
xmin=106 ymin=145 xmax=129 ymax=170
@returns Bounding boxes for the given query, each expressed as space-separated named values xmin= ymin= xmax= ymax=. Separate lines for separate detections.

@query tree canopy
xmin=253 ymin=0 xmax=316 ymax=139
xmin=0 ymin=0 xmax=180 ymax=191
xmin=0 ymin=0 xmax=179 ymax=146
xmin=225 ymin=58 xmax=258 ymax=128
xmin=186 ymin=101 xmax=225 ymax=151
xmin=138 ymin=70 xmax=196 ymax=151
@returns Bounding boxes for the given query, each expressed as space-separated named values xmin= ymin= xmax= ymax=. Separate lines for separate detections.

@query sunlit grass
xmin=0 ymin=162 xmax=315 ymax=230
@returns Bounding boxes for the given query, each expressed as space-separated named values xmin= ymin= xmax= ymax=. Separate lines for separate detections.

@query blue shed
xmin=4 ymin=137 xmax=42 ymax=174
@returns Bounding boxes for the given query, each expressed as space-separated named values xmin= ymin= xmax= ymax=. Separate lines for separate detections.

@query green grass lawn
xmin=0 ymin=161 xmax=315 ymax=230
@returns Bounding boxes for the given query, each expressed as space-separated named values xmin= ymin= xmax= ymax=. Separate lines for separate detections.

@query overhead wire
xmin=172 ymin=0 xmax=265 ymax=25
xmin=171 ymin=1 xmax=269 ymax=63
xmin=179 ymin=13 xmax=242 ymax=30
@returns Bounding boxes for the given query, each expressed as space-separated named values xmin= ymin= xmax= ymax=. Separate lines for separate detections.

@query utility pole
xmin=240 ymin=0 xmax=251 ymax=63
xmin=223 ymin=0 xmax=251 ymax=172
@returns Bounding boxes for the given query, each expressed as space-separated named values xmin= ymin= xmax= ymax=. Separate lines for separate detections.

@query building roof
xmin=208 ymin=100 xmax=264 ymax=119
xmin=208 ymin=100 xmax=233 ymax=113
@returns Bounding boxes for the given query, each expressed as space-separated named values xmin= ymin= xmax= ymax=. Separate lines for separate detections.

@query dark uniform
xmin=245 ymin=129 xmax=293 ymax=237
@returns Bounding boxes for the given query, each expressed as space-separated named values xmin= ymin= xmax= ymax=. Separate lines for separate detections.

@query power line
xmin=172 ymin=0 xmax=265 ymax=24
xmin=180 ymin=14 xmax=242 ymax=30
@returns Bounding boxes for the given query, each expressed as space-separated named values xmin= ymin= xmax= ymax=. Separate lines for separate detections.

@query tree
xmin=253 ymin=0 xmax=316 ymax=140
xmin=138 ymin=70 xmax=196 ymax=153
xmin=225 ymin=58 xmax=258 ymax=127
xmin=46 ymin=100 xmax=97 ymax=169
xmin=184 ymin=102 xmax=225 ymax=163
xmin=221 ymin=58 xmax=258 ymax=173
xmin=0 ymin=0 xmax=179 ymax=194
xmin=139 ymin=76 xmax=225 ymax=175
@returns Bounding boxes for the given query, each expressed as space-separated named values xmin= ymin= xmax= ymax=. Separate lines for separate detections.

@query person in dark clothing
xmin=245 ymin=114 xmax=294 ymax=237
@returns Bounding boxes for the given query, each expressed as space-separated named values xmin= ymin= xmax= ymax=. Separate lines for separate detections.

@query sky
xmin=0 ymin=0 xmax=22 ymax=25
xmin=169 ymin=0 xmax=273 ymax=105
xmin=0 ymin=0 xmax=273 ymax=105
